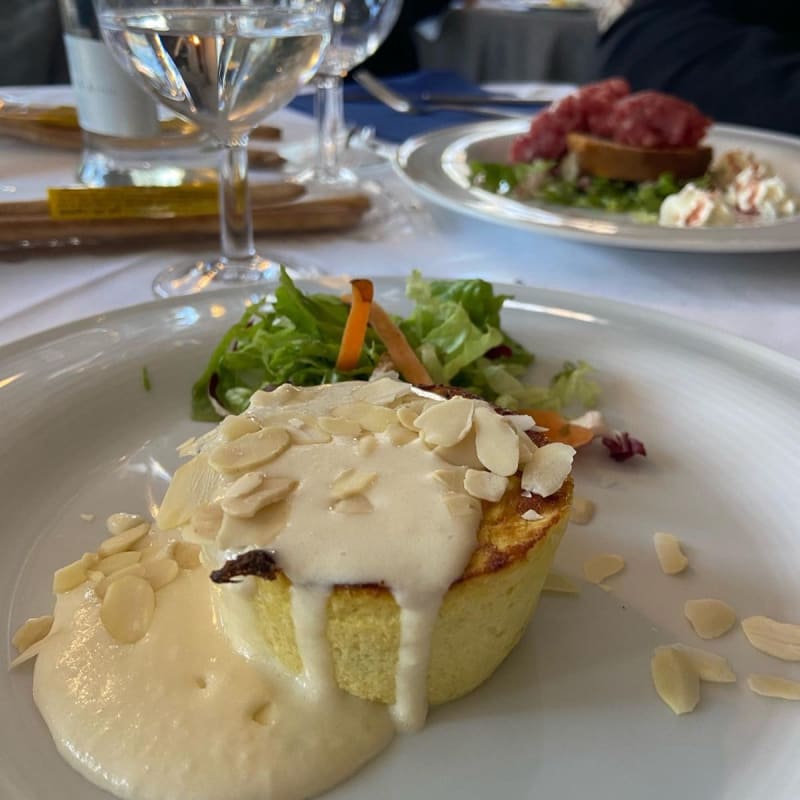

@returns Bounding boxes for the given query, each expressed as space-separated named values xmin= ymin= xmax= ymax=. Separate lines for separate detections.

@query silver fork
xmin=351 ymin=70 xmax=528 ymax=119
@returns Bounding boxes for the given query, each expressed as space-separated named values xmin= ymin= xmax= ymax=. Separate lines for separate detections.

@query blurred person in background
xmin=595 ymin=0 xmax=800 ymax=135
xmin=1 ymin=0 xmax=68 ymax=84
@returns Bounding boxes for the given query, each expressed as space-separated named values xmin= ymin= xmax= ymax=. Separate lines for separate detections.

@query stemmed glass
xmin=94 ymin=0 xmax=332 ymax=296
xmin=296 ymin=0 xmax=402 ymax=187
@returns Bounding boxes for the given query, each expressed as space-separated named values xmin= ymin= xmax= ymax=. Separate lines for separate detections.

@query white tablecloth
xmin=1 ymin=87 xmax=799 ymax=360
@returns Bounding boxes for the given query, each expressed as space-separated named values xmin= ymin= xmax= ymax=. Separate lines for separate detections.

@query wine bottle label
xmin=63 ymin=34 xmax=160 ymax=138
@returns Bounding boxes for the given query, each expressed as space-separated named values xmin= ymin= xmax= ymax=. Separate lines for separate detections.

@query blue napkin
xmin=289 ymin=70 xmax=544 ymax=143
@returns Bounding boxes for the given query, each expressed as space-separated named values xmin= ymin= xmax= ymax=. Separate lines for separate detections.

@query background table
xmin=1 ymin=86 xmax=799 ymax=361
xmin=416 ymin=6 xmax=597 ymax=83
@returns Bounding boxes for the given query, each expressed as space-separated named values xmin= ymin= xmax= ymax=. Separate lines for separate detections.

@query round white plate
xmin=3 ymin=282 xmax=800 ymax=800
xmin=395 ymin=119 xmax=800 ymax=251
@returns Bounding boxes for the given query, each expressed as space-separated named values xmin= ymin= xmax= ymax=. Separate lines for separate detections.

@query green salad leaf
xmin=191 ymin=269 xmax=600 ymax=421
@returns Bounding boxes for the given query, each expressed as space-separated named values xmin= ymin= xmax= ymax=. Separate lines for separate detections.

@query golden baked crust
xmin=251 ymin=474 xmax=573 ymax=705
xmin=567 ymin=132 xmax=712 ymax=182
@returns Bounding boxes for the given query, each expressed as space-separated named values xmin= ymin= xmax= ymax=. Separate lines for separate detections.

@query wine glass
xmin=94 ymin=0 xmax=332 ymax=297
xmin=295 ymin=0 xmax=402 ymax=187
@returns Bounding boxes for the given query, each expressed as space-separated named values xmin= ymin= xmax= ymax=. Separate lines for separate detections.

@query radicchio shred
xmin=601 ymin=431 xmax=647 ymax=462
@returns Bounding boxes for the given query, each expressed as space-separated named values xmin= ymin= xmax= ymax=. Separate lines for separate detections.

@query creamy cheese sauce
xmin=33 ymin=566 xmax=394 ymax=800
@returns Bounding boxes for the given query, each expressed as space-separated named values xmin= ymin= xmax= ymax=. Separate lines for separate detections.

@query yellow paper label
xmin=47 ymin=185 xmax=221 ymax=220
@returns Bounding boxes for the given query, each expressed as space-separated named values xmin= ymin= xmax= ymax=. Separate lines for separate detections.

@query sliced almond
xmin=651 ymin=646 xmax=701 ymax=714
xmin=190 ymin=503 xmax=224 ymax=540
xmin=473 ymin=406 xmax=519 ymax=477
xmin=521 ymin=508 xmax=543 ymax=521
xmin=12 ymin=615 xmax=53 ymax=653
xmin=521 ymin=442 xmax=575 ymax=497
xmin=653 ymin=532 xmax=689 ymax=575
xmin=430 ymin=468 xmax=467 ymax=493
xmin=177 ymin=436 xmax=198 ymax=458
xmin=172 ymin=542 xmax=202 ymax=570
xmin=97 ymin=550 xmax=142 ymax=576
xmin=463 ymin=469 xmax=508 ymax=502
xmin=414 ymin=397 xmax=475 ymax=447
xmin=353 ymin=377 xmax=411 ymax=405
xmin=669 ymin=644 xmax=736 ymax=683
xmin=100 ymin=575 xmax=155 ymax=644
xmin=502 ymin=413 xmax=537 ymax=433
xmin=218 ymin=414 xmax=260 ymax=441
xmin=385 ymin=423 xmax=418 ymax=447
xmin=95 ymin=564 xmax=147 ymax=599
xmin=330 ymin=468 xmax=377 ymax=501
xmin=225 ymin=472 xmax=264 ymax=499
xmin=742 ymin=616 xmax=800 ymax=661
xmin=517 ymin=432 xmax=537 ymax=465
xmin=208 ymin=427 xmax=290 ymax=473
xmin=217 ymin=500 xmax=288 ymax=549
xmin=542 ymin=573 xmax=579 ymax=594
xmin=333 ymin=402 xmax=397 ymax=433
xmin=396 ymin=405 xmax=422 ymax=431
xmin=318 ymin=416 xmax=362 ymax=436
xmin=570 ymin=496 xmax=596 ymax=525
xmin=569 ymin=410 xmax=609 ymax=437
xmin=444 ymin=493 xmax=482 ymax=518
xmin=105 ymin=512 xmax=144 ymax=535
xmin=332 ymin=495 xmax=374 ymax=514
xmin=358 ymin=433 xmax=377 ymax=457
xmin=222 ymin=477 xmax=297 ymax=518
xmin=80 ymin=513 xmax=95 ymax=522
xmin=583 ymin=553 xmax=625 ymax=584
xmin=97 ymin=522 xmax=150 ymax=558
xmin=747 ymin=673 xmax=800 ymax=700
xmin=82 ymin=552 xmax=100 ymax=569
xmin=87 ymin=569 xmax=104 ymax=585
xmin=434 ymin=430 xmax=484 ymax=471
xmin=685 ymin=598 xmax=736 ymax=640
xmin=53 ymin=558 xmax=88 ymax=593
xmin=286 ymin=422 xmax=332 ymax=445
xmin=143 ymin=558 xmax=180 ymax=591
xmin=9 ymin=636 xmax=52 ymax=669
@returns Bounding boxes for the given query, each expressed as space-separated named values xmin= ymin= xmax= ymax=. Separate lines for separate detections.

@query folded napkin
xmin=290 ymin=70 xmax=544 ymax=144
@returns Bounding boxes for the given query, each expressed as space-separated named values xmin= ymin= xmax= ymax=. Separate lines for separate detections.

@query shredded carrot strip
xmin=336 ymin=279 xmax=374 ymax=371
xmin=521 ymin=408 xmax=594 ymax=448
xmin=368 ymin=301 xmax=433 ymax=385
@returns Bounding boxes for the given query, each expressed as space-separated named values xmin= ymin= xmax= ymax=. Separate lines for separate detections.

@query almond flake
xmin=464 ymin=469 xmax=508 ymax=502
xmin=385 ymin=423 xmax=418 ymax=447
xmin=287 ymin=422 xmax=332 ymax=445
xmin=53 ymin=558 xmax=88 ymax=593
xmin=434 ymin=430 xmax=484 ymax=470
xmin=80 ymin=513 xmax=95 ymax=522
xmin=9 ymin=636 xmax=51 ymax=669
xmin=396 ymin=405 xmax=422 ymax=431
xmin=444 ymin=493 xmax=482 ymax=518
xmin=517 ymin=432 xmax=537 ymax=465
xmin=569 ymin=410 xmax=609 ymax=437
xmin=473 ymin=406 xmax=519 ymax=477
xmin=143 ymin=558 xmax=180 ymax=591
xmin=97 ymin=550 xmax=142 ymax=575
xmin=653 ymin=532 xmax=689 ymax=575
xmin=357 ymin=433 xmax=377 ymax=457
xmin=332 ymin=403 xmax=396 ymax=433
xmin=12 ymin=615 xmax=53 ymax=653
xmin=98 ymin=522 xmax=150 ymax=558
xmin=106 ymin=512 xmax=145 ymax=535
xmin=521 ymin=509 xmax=543 ymax=521
xmin=95 ymin=564 xmax=147 ymax=599
xmin=748 ymin=673 xmax=800 ymax=700
xmin=330 ymin=468 xmax=377 ymax=501
xmin=542 ymin=573 xmax=579 ymax=594
xmin=318 ymin=416 xmax=362 ymax=436
xmin=668 ymin=644 xmax=736 ymax=683
xmin=414 ymin=397 xmax=475 ymax=447
xmin=570 ymin=496 xmax=596 ymax=525
xmin=651 ymin=646 xmax=700 ymax=715
xmin=218 ymin=414 xmax=261 ymax=441
xmin=502 ymin=413 xmax=537 ymax=433
xmin=430 ymin=468 xmax=467 ymax=493
xmin=172 ymin=542 xmax=202 ymax=570
xmin=353 ymin=377 xmax=411 ymax=405
xmin=177 ymin=436 xmax=198 ymax=458
xmin=742 ymin=616 xmax=800 ymax=661
xmin=222 ymin=477 xmax=297 ymax=518
xmin=190 ymin=503 xmax=224 ymax=539
xmin=100 ymin=575 xmax=155 ymax=644
xmin=521 ymin=442 xmax=575 ymax=497
xmin=225 ymin=472 xmax=264 ymax=499
xmin=208 ymin=427 xmax=291 ymax=473
xmin=685 ymin=598 xmax=736 ymax=640
xmin=583 ymin=553 xmax=625 ymax=584
xmin=332 ymin=495 xmax=374 ymax=514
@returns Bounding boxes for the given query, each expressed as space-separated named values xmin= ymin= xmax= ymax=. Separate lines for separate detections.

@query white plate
xmin=3 ymin=282 xmax=800 ymax=800
xmin=395 ymin=119 xmax=800 ymax=251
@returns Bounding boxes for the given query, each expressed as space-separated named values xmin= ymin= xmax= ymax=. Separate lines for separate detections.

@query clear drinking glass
xmin=93 ymin=0 xmax=332 ymax=297
xmin=296 ymin=0 xmax=402 ymax=187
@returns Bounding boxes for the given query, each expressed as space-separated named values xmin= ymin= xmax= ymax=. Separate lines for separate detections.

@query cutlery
xmin=352 ymin=70 xmax=529 ymax=118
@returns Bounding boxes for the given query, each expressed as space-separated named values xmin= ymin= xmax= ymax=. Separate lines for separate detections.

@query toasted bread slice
xmin=567 ymin=132 xmax=712 ymax=182
xmin=252 ymin=474 xmax=572 ymax=705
